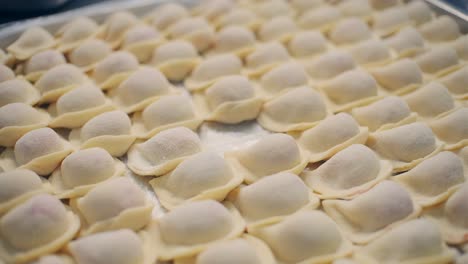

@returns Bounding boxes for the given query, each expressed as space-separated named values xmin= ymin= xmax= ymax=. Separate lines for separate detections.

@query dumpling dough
xmin=7 ymin=27 xmax=55 ymax=60
xmin=288 ymin=31 xmax=328 ymax=58
xmin=290 ymin=0 xmax=324 ymax=13
xmin=0 ymin=194 xmax=80 ymax=263
xmin=72 ymin=177 xmax=152 ymax=236
xmin=49 ymin=147 xmax=126 ymax=199
xmin=352 ymin=96 xmax=416 ymax=131
xmin=167 ymin=17 xmax=215 ymax=52
xmin=323 ymin=181 xmax=420 ymax=244
xmin=145 ymin=3 xmax=188 ymax=30
xmin=372 ymin=7 xmax=410 ymax=36
xmin=252 ymin=0 xmax=293 ymax=19
xmin=297 ymin=6 xmax=341 ymax=31
xmin=227 ymin=133 xmax=307 ymax=183
xmin=329 ymin=18 xmax=372 ymax=45
xmin=385 ymin=27 xmax=425 ymax=57
xmin=394 ymin=151 xmax=465 ymax=207
xmin=192 ymin=0 xmax=233 ymax=21
xmin=150 ymin=152 xmax=242 ymax=209
xmin=0 ymin=169 xmax=47 ymax=214
xmin=48 ymin=84 xmax=115 ymax=128
xmin=232 ymin=172 xmax=319 ymax=228
xmin=149 ymin=200 xmax=245 ymax=260
xmin=452 ymin=36 xmax=468 ymax=60
xmin=0 ymin=79 xmax=40 ymax=107
xmin=24 ymin=50 xmax=66 ymax=81
xmin=99 ymin=11 xmax=138 ymax=48
xmin=367 ymin=122 xmax=441 ymax=172
xmin=304 ymin=144 xmax=391 ymax=199
xmin=250 ymin=210 xmax=352 ymax=263
xmin=404 ymin=82 xmax=455 ymax=119
xmin=0 ymin=64 xmax=14 ymax=83
xmin=298 ymin=113 xmax=369 ymax=162
xmin=430 ymin=108 xmax=468 ymax=149
xmin=257 ymin=86 xmax=327 ymax=132
xmin=69 ymin=39 xmax=112 ymax=72
xmin=0 ymin=103 xmax=50 ymax=147
xmin=56 ymin=17 xmax=99 ymax=52
xmin=93 ymin=51 xmax=139 ymax=90
xmin=354 ymin=219 xmax=454 ymax=264
xmin=30 ymin=254 xmax=74 ymax=264
xmin=440 ymin=66 xmax=468 ymax=98
xmin=370 ymin=59 xmax=423 ymax=93
xmin=68 ymin=111 xmax=136 ymax=157
xmin=406 ymin=1 xmax=433 ymax=25
xmin=122 ymin=25 xmax=165 ymax=62
xmin=213 ymin=9 xmax=259 ymax=30
xmin=209 ymin=26 xmax=256 ymax=57
xmin=194 ymin=75 xmax=262 ymax=124
xmin=419 ymin=15 xmax=461 ymax=42
xmin=244 ymin=42 xmax=290 ymax=77
xmin=260 ymin=62 xmax=309 ymax=97
xmin=128 ymin=127 xmax=202 ymax=176
xmin=111 ymin=67 xmax=173 ymax=113
xmin=258 ymin=16 xmax=298 ymax=43
xmin=306 ymin=51 xmax=356 ymax=80
xmin=415 ymin=47 xmax=460 ymax=76
xmin=151 ymin=40 xmax=201 ymax=82
xmin=338 ymin=0 xmax=372 ymax=19
xmin=349 ymin=39 xmax=391 ymax=66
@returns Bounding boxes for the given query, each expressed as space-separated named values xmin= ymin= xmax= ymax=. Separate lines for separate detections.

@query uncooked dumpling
xmin=145 ymin=3 xmax=188 ymax=30
xmin=288 ymin=31 xmax=328 ymax=58
xmin=7 ymin=27 xmax=55 ymax=60
xmin=92 ymin=51 xmax=139 ymax=90
xmin=385 ymin=27 xmax=425 ymax=57
xmin=354 ymin=219 xmax=454 ymax=264
xmin=73 ymin=177 xmax=152 ymax=235
xmin=306 ymin=51 xmax=356 ymax=80
xmin=394 ymin=151 xmax=465 ymax=207
xmin=167 ymin=17 xmax=215 ymax=52
xmin=192 ymin=0 xmax=234 ymax=21
xmin=214 ymin=8 xmax=259 ymax=30
xmin=258 ymin=16 xmax=298 ymax=43
xmin=24 ymin=50 xmax=66 ymax=81
xmin=209 ymin=26 xmax=255 ymax=57
xmin=228 ymin=133 xmax=307 ymax=183
xmin=253 ymin=0 xmax=293 ymax=19
xmin=100 ymin=11 xmax=138 ymax=48
xmin=30 ymin=254 xmax=73 ymax=264
xmin=415 ymin=47 xmax=460 ymax=76
xmin=368 ymin=0 xmax=399 ymax=10
xmin=260 ymin=62 xmax=308 ymax=96
xmin=127 ymin=127 xmax=202 ymax=176
xmin=370 ymin=59 xmax=423 ymax=93
xmin=304 ymin=144 xmax=391 ymax=199
xmin=452 ymin=35 xmax=468 ymax=60
xmin=258 ymin=86 xmax=327 ymax=132
xmin=122 ymin=25 xmax=165 ymax=62
xmin=440 ymin=66 xmax=468 ymax=97
xmin=0 ymin=64 xmax=14 ymax=83
xmin=0 ymin=103 xmax=50 ymax=147
xmin=290 ymin=0 xmax=324 ymax=13
xmin=0 ymin=79 xmax=39 ymax=107
xmin=150 ymin=152 xmax=242 ymax=209
xmin=298 ymin=113 xmax=368 ymax=162
xmin=419 ymin=15 xmax=461 ymax=42
xmin=404 ymin=82 xmax=455 ymax=119
xmin=406 ymin=0 xmax=433 ymax=25
xmin=244 ymin=42 xmax=290 ymax=76
xmin=69 ymin=39 xmax=112 ymax=72
xmin=56 ymin=17 xmax=99 ymax=51
xmin=323 ymin=181 xmax=419 ymax=244
xmin=0 ymin=194 xmax=80 ymax=263
xmin=297 ymin=6 xmax=341 ymax=31
xmin=329 ymin=18 xmax=372 ymax=45
xmin=372 ymin=7 xmax=410 ymax=36
xmin=349 ymin=39 xmax=391 ymax=66
xmin=430 ymin=108 xmax=468 ymax=149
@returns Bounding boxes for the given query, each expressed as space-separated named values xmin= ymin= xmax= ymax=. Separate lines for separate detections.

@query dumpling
xmin=35 ymin=64 xmax=88 ymax=104
xmin=185 ymin=54 xmax=242 ymax=91
xmin=0 ymin=79 xmax=39 ymax=107
xmin=24 ymin=50 xmax=66 ymax=82
xmin=92 ymin=51 xmax=139 ymax=90
xmin=405 ymin=1 xmax=433 ymax=25
xmin=127 ymin=127 xmax=202 ymax=176
xmin=68 ymin=229 xmax=156 ymax=264
xmin=329 ymin=18 xmax=372 ymax=45
xmin=0 ymin=127 xmax=72 ymax=175
xmin=297 ymin=113 xmax=369 ymax=162
xmin=349 ymin=39 xmax=392 ymax=66
xmin=144 ymin=3 xmax=188 ymax=30
xmin=167 ymin=17 xmax=215 ymax=52
xmin=71 ymin=178 xmax=152 ymax=236
xmin=394 ymin=151 xmax=465 ymax=207
xmin=370 ymin=59 xmax=423 ymax=94
xmin=149 ymin=200 xmax=245 ymax=260
xmin=69 ymin=39 xmax=112 ymax=72
xmin=338 ymin=0 xmax=372 ymax=19
xmin=0 ymin=169 xmax=47 ymax=214
xmin=415 ymin=47 xmax=460 ymax=76
xmin=99 ymin=11 xmax=138 ymax=48
xmin=368 ymin=0 xmax=400 ymax=10
xmin=430 ymin=108 xmax=468 ymax=149
xmin=208 ymin=26 xmax=256 ymax=57
xmin=306 ymin=51 xmax=356 ymax=80
xmin=0 ymin=103 xmax=50 ymax=147
xmin=68 ymin=111 xmax=135 ymax=157
xmin=297 ymin=6 xmax=342 ymax=31
xmin=244 ymin=42 xmax=290 ymax=77
xmin=319 ymin=69 xmax=379 ymax=111
xmin=354 ymin=219 xmax=454 ymax=264
xmin=30 ymin=254 xmax=74 ymax=264
xmin=452 ymin=36 xmax=468 ymax=60
xmin=232 ymin=172 xmax=319 ymax=228
xmin=351 ymin=96 xmax=416 ymax=131
xmin=150 ymin=152 xmax=242 ymax=209
xmin=260 ymin=62 xmax=309 ymax=97
xmin=226 ymin=133 xmax=307 ymax=183
xmin=384 ymin=27 xmax=426 ymax=57
xmin=192 ymin=0 xmax=233 ymax=21
xmin=323 ymin=181 xmax=420 ymax=244
xmin=419 ymin=15 xmax=461 ymax=42
xmin=194 ymin=75 xmax=263 ymax=124
xmin=367 ymin=122 xmax=442 ymax=172
xmin=288 ymin=31 xmax=328 ymax=58
xmin=49 ymin=147 xmax=125 ymax=199
xmin=304 ymin=144 xmax=391 ymax=199
xmin=372 ymin=7 xmax=410 ymax=36
xmin=0 ymin=64 xmax=14 ymax=83
xmin=213 ymin=8 xmax=260 ymax=30
xmin=56 ymin=17 xmax=99 ymax=52
xmin=110 ymin=67 xmax=173 ymax=113
xmin=440 ymin=66 xmax=468 ymax=98
xmin=404 ymin=82 xmax=455 ymax=119
xmin=48 ymin=85 xmax=115 ymax=128
xmin=122 ymin=25 xmax=165 ymax=62
xmin=132 ymin=94 xmax=202 ymax=139
xmin=7 ymin=27 xmax=55 ymax=60
xmin=258 ymin=16 xmax=298 ymax=43
xmin=252 ymin=0 xmax=294 ymax=19
xmin=0 ymin=194 xmax=80 ymax=263
xmin=250 ymin=210 xmax=352 ymax=263
xmin=290 ymin=0 xmax=324 ymax=14
xmin=174 ymin=235 xmax=275 ymax=264
xmin=257 ymin=86 xmax=327 ymax=132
